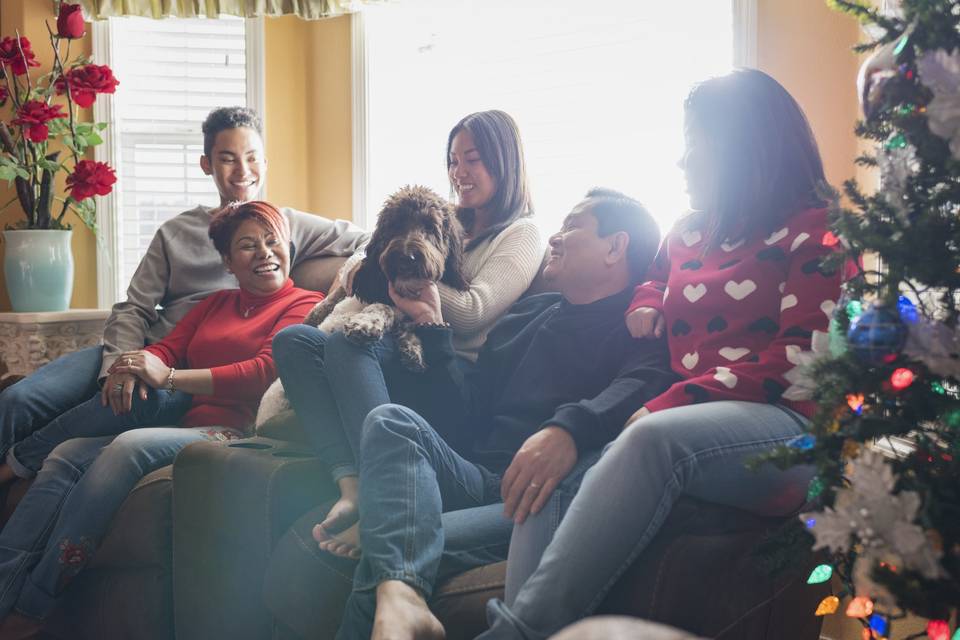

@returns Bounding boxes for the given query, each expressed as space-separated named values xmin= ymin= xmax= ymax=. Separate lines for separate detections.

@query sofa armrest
xmin=172 ymin=436 xmax=337 ymax=640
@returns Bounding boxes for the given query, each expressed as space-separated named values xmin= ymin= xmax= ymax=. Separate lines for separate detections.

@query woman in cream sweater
xmin=273 ymin=109 xmax=543 ymax=554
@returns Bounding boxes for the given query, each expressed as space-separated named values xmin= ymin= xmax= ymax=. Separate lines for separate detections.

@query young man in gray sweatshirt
xmin=0 ymin=106 xmax=367 ymax=481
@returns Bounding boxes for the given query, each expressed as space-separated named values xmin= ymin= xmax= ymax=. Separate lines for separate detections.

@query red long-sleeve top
xmin=145 ymin=279 xmax=322 ymax=430
xmin=627 ymin=207 xmax=841 ymax=418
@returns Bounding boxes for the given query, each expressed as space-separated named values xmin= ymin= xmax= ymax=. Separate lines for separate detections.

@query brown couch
xmin=2 ymin=254 xmax=830 ymax=639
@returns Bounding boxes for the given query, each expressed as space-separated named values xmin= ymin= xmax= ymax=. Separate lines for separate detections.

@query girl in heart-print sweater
xmin=626 ymin=204 xmax=841 ymax=419
xmin=481 ymin=70 xmax=847 ymax=640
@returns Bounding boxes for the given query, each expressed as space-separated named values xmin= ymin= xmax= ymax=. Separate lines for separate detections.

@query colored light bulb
xmin=847 ymin=393 xmax=864 ymax=414
xmin=845 ymin=596 xmax=873 ymax=618
xmin=927 ymin=620 xmax=950 ymax=640
xmin=814 ymin=595 xmax=839 ymax=616
xmin=869 ymin=614 xmax=889 ymax=636
xmin=890 ymin=368 xmax=915 ymax=390
xmin=897 ymin=295 xmax=917 ymax=323
xmin=788 ymin=434 xmax=816 ymax=450
xmin=807 ymin=564 xmax=833 ymax=584
xmin=846 ymin=300 xmax=863 ymax=320
xmin=822 ymin=231 xmax=840 ymax=247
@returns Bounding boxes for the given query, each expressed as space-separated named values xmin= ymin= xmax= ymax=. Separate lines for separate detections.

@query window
xmin=355 ymin=1 xmax=742 ymax=239
xmin=94 ymin=16 xmax=263 ymax=306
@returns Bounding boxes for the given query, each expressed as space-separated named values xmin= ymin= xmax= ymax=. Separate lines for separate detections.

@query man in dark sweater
xmin=332 ymin=188 xmax=677 ymax=640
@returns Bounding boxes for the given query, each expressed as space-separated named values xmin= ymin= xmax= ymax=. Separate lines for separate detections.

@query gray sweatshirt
xmin=99 ymin=205 xmax=367 ymax=380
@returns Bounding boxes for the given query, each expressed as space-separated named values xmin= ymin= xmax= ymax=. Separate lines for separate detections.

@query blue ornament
xmin=846 ymin=305 xmax=907 ymax=364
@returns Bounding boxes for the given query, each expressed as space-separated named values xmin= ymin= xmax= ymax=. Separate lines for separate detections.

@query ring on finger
xmin=125 ymin=357 xmax=133 ymax=366
xmin=529 ymin=481 xmax=540 ymax=489
xmin=113 ymin=383 xmax=123 ymax=391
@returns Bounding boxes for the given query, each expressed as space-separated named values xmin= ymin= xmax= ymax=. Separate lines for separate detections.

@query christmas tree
xmin=762 ymin=1 xmax=960 ymax=637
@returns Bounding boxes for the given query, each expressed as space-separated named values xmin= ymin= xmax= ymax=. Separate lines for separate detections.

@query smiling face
xmin=448 ymin=129 xmax=497 ymax=216
xmin=222 ymin=218 xmax=290 ymax=296
xmin=543 ymin=201 xmax=617 ymax=293
xmin=200 ymin=126 xmax=266 ymax=206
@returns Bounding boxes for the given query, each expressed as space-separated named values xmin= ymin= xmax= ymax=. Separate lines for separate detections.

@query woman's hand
xmin=388 ymin=281 xmax=443 ymax=325
xmin=100 ymin=370 xmax=147 ymax=415
xmin=626 ymin=307 xmax=664 ymax=339
xmin=109 ymin=350 xmax=171 ymax=390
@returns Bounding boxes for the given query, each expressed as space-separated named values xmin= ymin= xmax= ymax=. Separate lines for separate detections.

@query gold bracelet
xmin=165 ymin=367 xmax=176 ymax=391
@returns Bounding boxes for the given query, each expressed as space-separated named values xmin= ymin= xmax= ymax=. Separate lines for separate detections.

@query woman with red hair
xmin=0 ymin=201 xmax=321 ymax=632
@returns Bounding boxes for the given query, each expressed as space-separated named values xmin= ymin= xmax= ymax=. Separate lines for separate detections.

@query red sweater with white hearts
xmin=627 ymin=207 xmax=841 ymax=418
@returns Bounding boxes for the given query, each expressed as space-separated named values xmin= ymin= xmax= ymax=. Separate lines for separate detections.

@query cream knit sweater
xmin=439 ymin=217 xmax=543 ymax=361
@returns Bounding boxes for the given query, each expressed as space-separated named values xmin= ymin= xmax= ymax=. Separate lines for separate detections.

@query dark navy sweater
xmin=409 ymin=288 xmax=677 ymax=474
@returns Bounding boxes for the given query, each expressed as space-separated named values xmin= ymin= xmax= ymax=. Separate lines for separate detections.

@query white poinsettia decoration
xmin=800 ymin=450 xmax=944 ymax=589
xmin=878 ymin=143 xmax=919 ymax=221
xmin=903 ymin=317 xmax=960 ymax=379
xmin=782 ymin=330 xmax=832 ymax=401
xmin=917 ymin=48 xmax=960 ymax=159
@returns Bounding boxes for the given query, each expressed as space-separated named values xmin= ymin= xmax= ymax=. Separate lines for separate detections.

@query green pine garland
xmin=759 ymin=0 xmax=960 ymax=632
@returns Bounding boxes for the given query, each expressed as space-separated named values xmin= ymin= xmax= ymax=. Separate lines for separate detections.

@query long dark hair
xmin=446 ymin=110 xmax=533 ymax=248
xmin=683 ymin=68 xmax=826 ymax=249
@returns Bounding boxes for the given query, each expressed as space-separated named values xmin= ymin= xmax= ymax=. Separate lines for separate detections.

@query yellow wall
xmin=757 ymin=0 xmax=861 ymax=195
xmin=263 ymin=14 xmax=352 ymax=220
xmin=0 ymin=0 xmax=97 ymax=310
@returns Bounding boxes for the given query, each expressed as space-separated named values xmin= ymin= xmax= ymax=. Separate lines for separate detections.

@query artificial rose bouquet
xmin=0 ymin=1 xmax=118 ymax=231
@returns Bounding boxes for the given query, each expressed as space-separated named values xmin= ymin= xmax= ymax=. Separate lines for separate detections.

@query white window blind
xmin=358 ymin=1 xmax=735 ymax=238
xmin=108 ymin=16 xmax=248 ymax=290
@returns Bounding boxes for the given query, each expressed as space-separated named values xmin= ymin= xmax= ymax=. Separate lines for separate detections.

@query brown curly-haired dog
xmin=304 ymin=184 xmax=467 ymax=371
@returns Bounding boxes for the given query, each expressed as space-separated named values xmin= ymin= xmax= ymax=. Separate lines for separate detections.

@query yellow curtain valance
xmin=78 ymin=0 xmax=369 ymax=21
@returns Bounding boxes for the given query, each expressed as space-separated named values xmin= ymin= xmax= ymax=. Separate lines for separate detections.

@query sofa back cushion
xmin=290 ymin=256 xmax=348 ymax=294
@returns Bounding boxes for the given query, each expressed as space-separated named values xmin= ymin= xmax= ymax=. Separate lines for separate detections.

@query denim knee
xmin=273 ymin=324 xmax=325 ymax=368
xmin=358 ymin=404 xmax=425 ymax=458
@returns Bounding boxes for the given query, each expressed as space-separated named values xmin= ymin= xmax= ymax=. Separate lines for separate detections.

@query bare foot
xmin=371 ymin=580 xmax=445 ymax=640
xmin=313 ymin=521 xmax=361 ymax=559
xmin=312 ymin=476 xmax=361 ymax=559
xmin=319 ymin=475 xmax=359 ymax=534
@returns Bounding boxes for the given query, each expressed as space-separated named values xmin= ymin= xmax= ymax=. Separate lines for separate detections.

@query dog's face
xmin=353 ymin=185 xmax=468 ymax=304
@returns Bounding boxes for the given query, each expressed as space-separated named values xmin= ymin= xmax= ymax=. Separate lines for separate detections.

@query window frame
xmin=92 ymin=16 xmax=266 ymax=308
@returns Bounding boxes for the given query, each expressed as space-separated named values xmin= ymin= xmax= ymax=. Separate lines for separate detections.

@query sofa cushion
xmin=290 ymin=256 xmax=347 ymax=294
xmin=45 ymin=566 xmax=173 ymax=640
xmin=89 ymin=466 xmax=174 ymax=569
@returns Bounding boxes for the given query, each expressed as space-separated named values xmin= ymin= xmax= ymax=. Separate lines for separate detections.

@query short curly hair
xmin=208 ymin=201 xmax=289 ymax=257
xmin=202 ymin=107 xmax=263 ymax=157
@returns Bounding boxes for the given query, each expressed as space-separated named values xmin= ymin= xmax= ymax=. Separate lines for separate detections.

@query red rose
xmin=66 ymin=160 xmax=117 ymax=200
xmin=56 ymin=3 xmax=86 ymax=39
xmin=57 ymin=64 xmax=119 ymax=108
xmin=0 ymin=36 xmax=40 ymax=76
xmin=12 ymin=100 xmax=67 ymax=143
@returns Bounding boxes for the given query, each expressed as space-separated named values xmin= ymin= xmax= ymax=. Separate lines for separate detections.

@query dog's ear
xmin=351 ymin=254 xmax=390 ymax=304
xmin=440 ymin=211 xmax=469 ymax=291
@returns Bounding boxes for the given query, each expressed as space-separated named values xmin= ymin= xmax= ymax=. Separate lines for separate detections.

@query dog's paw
xmin=397 ymin=329 xmax=427 ymax=372
xmin=344 ymin=315 xmax=387 ymax=344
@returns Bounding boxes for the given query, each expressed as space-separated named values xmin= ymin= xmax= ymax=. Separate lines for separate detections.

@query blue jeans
xmin=480 ymin=401 xmax=814 ymax=640
xmin=0 ymin=425 xmax=241 ymax=620
xmin=335 ymin=404 xmax=504 ymax=640
xmin=0 ymin=346 xmax=103 ymax=462
xmin=6 ymin=388 xmax=192 ymax=478
xmin=273 ymin=325 xmax=400 ymax=482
